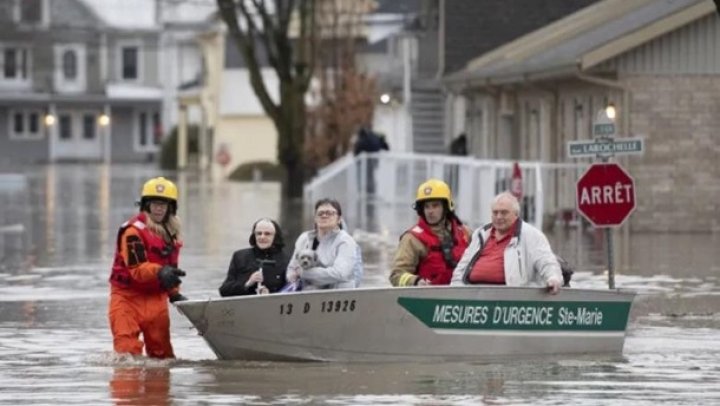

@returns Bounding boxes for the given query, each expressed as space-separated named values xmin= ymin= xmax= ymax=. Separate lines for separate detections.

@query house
xmin=182 ymin=1 xmax=385 ymax=179
xmin=0 ymin=0 xmax=213 ymax=166
xmin=444 ymin=0 xmax=720 ymax=232
xmin=177 ymin=26 xmax=280 ymax=179
xmin=360 ymin=0 xmax=598 ymax=154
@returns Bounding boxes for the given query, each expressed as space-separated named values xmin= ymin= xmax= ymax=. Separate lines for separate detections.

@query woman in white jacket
xmin=451 ymin=192 xmax=563 ymax=293
xmin=286 ymin=199 xmax=361 ymax=290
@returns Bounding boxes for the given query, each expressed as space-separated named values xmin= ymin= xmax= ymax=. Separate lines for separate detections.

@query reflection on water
xmin=110 ymin=367 xmax=170 ymax=406
xmin=0 ymin=164 xmax=718 ymax=405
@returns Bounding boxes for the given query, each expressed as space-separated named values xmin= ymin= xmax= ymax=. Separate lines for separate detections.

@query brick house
xmin=444 ymin=0 xmax=720 ymax=232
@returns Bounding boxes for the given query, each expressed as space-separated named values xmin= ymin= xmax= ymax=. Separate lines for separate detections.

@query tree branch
xmin=268 ymin=0 xmax=292 ymax=81
xmin=216 ymin=0 xmax=279 ymax=121
xmin=240 ymin=0 xmax=283 ymax=76
xmin=297 ymin=0 xmax=316 ymax=91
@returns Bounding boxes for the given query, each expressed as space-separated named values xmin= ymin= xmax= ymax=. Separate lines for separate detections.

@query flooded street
xmin=0 ymin=164 xmax=718 ymax=405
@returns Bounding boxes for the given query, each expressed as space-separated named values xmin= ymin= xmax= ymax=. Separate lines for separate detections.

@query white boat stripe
xmin=432 ymin=329 xmax=625 ymax=337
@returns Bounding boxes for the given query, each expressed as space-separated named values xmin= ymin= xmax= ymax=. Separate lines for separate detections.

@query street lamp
xmin=605 ymin=103 xmax=616 ymax=120
xmin=44 ymin=114 xmax=56 ymax=126
xmin=379 ymin=93 xmax=391 ymax=104
xmin=98 ymin=114 xmax=110 ymax=127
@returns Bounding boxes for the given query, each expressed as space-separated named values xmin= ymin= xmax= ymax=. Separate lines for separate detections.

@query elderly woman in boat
xmin=219 ymin=218 xmax=290 ymax=296
xmin=286 ymin=198 xmax=362 ymax=290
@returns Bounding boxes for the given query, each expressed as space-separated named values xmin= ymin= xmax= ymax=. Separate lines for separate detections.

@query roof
xmin=79 ymin=0 xmax=216 ymax=30
xmin=443 ymin=0 xmax=600 ymax=74
xmin=445 ymin=0 xmax=715 ymax=86
xmin=80 ymin=0 xmax=157 ymax=29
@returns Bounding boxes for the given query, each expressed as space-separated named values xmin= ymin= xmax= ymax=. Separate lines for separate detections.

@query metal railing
xmin=304 ymin=152 xmax=587 ymax=237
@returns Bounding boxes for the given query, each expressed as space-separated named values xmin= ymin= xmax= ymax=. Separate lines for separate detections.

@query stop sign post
xmin=575 ymin=162 xmax=636 ymax=290
xmin=576 ymin=163 xmax=636 ymax=227
xmin=569 ymin=108 xmax=643 ymax=290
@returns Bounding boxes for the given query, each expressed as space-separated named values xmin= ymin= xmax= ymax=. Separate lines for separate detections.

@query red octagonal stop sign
xmin=576 ymin=163 xmax=636 ymax=227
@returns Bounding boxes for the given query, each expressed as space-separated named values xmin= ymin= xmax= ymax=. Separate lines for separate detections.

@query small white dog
xmin=295 ymin=249 xmax=318 ymax=270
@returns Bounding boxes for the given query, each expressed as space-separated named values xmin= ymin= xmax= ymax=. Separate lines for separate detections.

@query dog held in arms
xmin=296 ymin=249 xmax=318 ymax=271
xmin=280 ymin=249 xmax=319 ymax=293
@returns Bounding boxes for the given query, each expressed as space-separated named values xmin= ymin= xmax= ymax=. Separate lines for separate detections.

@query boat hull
xmin=175 ymin=286 xmax=635 ymax=362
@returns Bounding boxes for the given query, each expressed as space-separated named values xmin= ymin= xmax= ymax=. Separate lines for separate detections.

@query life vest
xmin=109 ymin=212 xmax=182 ymax=293
xmin=408 ymin=217 xmax=469 ymax=285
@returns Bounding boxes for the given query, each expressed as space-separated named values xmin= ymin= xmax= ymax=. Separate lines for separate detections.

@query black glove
xmin=157 ymin=266 xmax=186 ymax=290
xmin=169 ymin=293 xmax=188 ymax=303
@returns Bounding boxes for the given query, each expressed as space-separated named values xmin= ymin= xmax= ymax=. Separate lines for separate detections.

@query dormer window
xmin=20 ymin=0 xmax=42 ymax=24
xmin=14 ymin=0 xmax=48 ymax=27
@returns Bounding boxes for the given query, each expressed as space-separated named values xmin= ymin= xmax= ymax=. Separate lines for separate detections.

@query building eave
xmin=581 ymin=0 xmax=716 ymax=69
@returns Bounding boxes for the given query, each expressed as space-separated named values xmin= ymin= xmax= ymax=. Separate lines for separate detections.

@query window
xmin=62 ymin=50 xmax=76 ymax=80
xmin=54 ymin=44 xmax=85 ymax=93
xmin=82 ymin=114 xmax=95 ymax=140
xmin=8 ymin=110 xmax=42 ymax=140
xmin=28 ymin=112 xmax=39 ymax=134
xmin=136 ymin=110 xmax=162 ymax=151
xmin=13 ymin=112 xmax=23 ymax=133
xmin=59 ymin=114 xmax=72 ymax=140
xmin=121 ymin=46 xmax=138 ymax=80
xmin=20 ymin=0 xmax=42 ymax=24
xmin=1 ymin=46 xmax=29 ymax=81
xmin=152 ymin=112 xmax=162 ymax=145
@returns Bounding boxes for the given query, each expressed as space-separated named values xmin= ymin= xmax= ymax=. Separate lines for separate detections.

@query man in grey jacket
xmin=450 ymin=192 xmax=562 ymax=294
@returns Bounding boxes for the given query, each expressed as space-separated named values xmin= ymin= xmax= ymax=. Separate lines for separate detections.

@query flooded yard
xmin=0 ymin=164 xmax=718 ymax=405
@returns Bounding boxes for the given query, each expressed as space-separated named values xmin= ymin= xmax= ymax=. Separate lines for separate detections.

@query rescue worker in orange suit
xmin=389 ymin=179 xmax=472 ymax=286
xmin=108 ymin=177 xmax=186 ymax=359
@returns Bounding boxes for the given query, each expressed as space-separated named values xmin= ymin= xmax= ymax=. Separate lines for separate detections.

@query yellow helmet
xmin=414 ymin=179 xmax=454 ymax=211
xmin=140 ymin=177 xmax=178 ymax=214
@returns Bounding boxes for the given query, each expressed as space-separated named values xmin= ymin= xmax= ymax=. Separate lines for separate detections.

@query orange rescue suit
xmin=108 ymin=213 xmax=182 ymax=359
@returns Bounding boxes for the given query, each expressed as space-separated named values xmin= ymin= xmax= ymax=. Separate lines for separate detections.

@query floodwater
xmin=0 ymin=164 xmax=718 ymax=405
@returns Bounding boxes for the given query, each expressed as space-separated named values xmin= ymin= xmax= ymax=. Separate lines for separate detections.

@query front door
xmin=54 ymin=111 xmax=101 ymax=160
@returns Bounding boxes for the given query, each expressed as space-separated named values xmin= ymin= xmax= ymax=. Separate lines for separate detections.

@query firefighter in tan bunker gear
xmin=390 ymin=179 xmax=471 ymax=287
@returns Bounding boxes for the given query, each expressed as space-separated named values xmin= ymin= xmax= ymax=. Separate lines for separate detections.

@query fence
xmin=304 ymin=152 xmax=587 ymax=237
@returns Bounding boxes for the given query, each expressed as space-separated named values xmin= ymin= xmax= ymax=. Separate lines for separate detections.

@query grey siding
xmin=85 ymin=41 xmax=104 ymax=93
xmin=110 ymin=105 xmax=162 ymax=163
xmin=143 ymin=36 xmax=161 ymax=86
xmin=110 ymin=107 xmax=138 ymax=162
xmin=107 ymin=34 xmax=161 ymax=86
xmin=0 ymin=107 xmax=49 ymax=166
xmin=600 ymin=14 xmax=720 ymax=74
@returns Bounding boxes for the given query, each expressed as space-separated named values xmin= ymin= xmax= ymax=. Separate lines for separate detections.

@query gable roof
xmin=445 ymin=0 xmax=715 ymax=86
xmin=443 ymin=0 xmax=600 ymax=74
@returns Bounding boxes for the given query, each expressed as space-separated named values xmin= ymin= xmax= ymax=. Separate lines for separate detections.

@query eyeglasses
xmin=315 ymin=210 xmax=338 ymax=217
xmin=254 ymin=231 xmax=275 ymax=237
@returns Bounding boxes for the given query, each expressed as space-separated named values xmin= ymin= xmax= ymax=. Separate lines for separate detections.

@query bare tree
xmin=216 ymin=0 xmax=316 ymax=198
xmin=304 ymin=0 xmax=376 ymax=171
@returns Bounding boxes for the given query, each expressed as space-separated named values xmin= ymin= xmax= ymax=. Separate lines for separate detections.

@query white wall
xmin=373 ymin=103 xmax=411 ymax=153
xmin=219 ymin=69 xmax=280 ymax=116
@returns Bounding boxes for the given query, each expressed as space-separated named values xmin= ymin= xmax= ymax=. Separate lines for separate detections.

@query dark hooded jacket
xmin=219 ymin=221 xmax=290 ymax=296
